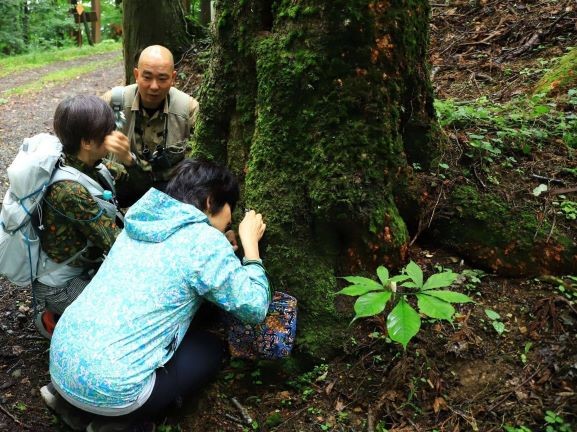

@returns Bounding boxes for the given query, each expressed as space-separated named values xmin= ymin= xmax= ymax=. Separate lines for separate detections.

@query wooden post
xmin=92 ymin=0 xmax=101 ymax=43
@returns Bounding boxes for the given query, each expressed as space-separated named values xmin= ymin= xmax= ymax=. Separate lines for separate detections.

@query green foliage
xmin=504 ymin=426 xmax=532 ymax=432
xmin=100 ymin=0 xmax=123 ymax=40
xmin=0 ymin=0 xmax=25 ymax=55
xmin=157 ymin=426 xmax=181 ymax=432
xmin=484 ymin=309 xmax=506 ymax=335
xmin=27 ymin=1 xmax=76 ymax=51
xmin=555 ymin=197 xmax=577 ymax=220
xmin=504 ymin=410 xmax=573 ymax=432
xmin=544 ymin=411 xmax=572 ymax=432
xmin=338 ymin=262 xmax=473 ymax=349
xmin=0 ymin=0 xmax=122 ymax=56
xmin=287 ymin=364 xmax=328 ymax=400
xmin=435 ymin=87 xmax=577 ymax=163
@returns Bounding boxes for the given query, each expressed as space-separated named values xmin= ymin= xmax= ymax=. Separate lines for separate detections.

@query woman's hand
xmin=104 ymin=131 xmax=133 ymax=166
xmin=239 ymin=210 xmax=266 ymax=260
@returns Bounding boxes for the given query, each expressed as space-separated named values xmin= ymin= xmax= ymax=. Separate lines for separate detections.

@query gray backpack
xmin=0 ymin=134 xmax=119 ymax=287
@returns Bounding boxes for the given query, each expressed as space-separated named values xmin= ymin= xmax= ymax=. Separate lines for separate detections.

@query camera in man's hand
xmin=144 ymin=145 xmax=172 ymax=171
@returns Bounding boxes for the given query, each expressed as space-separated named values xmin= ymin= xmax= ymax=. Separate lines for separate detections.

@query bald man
xmin=102 ymin=45 xmax=199 ymax=187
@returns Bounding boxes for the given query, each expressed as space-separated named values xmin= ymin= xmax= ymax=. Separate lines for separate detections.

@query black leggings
xmin=92 ymin=329 xmax=226 ymax=422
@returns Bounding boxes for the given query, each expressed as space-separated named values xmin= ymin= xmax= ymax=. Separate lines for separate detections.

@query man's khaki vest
xmin=111 ymin=84 xmax=193 ymax=157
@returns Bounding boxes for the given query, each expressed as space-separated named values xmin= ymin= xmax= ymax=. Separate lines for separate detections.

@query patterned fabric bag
xmin=228 ymin=291 xmax=297 ymax=360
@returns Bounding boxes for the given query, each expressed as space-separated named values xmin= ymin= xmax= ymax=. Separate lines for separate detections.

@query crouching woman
xmin=42 ymin=159 xmax=269 ymax=431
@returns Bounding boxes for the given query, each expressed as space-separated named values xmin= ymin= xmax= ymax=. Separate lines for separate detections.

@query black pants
xmin=92 ymin=329 xmax=225 ymax=422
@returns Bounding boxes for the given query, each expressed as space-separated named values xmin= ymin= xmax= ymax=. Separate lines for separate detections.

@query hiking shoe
xmin=40 ymin=383 xmax=92 ymax=431
xmin=34 ymin=310 xmax=57 ymax=339
xmin=86 ymin=420 xmax=156 ymax=432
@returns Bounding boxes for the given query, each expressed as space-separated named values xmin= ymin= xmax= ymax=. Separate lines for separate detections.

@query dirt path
xmin=0 ymin=50 xmax=124 ymax=198
xmin=0 ymin=50 xmax=124 ymax=432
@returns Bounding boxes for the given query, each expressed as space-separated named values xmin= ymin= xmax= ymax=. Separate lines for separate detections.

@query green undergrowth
xmin=435 ymin=89 xmax=577 ymax=162
xmin=0 ymin=40 xmax=121 ymax=78
xmin=534 ymin=47 xmax=577 ymax=96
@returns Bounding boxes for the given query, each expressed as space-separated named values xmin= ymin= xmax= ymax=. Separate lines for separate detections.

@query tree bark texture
xmin=194 ymin=0 xmax=436 ymax=358
xmin=122 ymin=0 xmax=192 ymax=84
xmin=429 ymin=185 xmax=577 ymax=277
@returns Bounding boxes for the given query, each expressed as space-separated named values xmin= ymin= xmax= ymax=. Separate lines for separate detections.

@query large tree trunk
xmin=194 ymin=1 xmax=437 ymax=358
xmin=122 ymin=0 xmax=192 ymax=84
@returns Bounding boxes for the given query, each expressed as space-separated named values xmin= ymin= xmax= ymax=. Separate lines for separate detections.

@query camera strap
xmin=135 ymin=96 xmax=170 ymax=160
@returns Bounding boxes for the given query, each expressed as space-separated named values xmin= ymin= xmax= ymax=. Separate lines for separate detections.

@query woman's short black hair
xmin=165 ymin=159 xmax=240 ymax=214
xmin=53 ymin=95 xmax=116 ymax=155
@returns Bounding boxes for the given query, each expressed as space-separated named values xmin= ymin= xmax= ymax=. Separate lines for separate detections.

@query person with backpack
xmin=32 ymin=95 xmax=152 ymax=338
xmin=101 ymin=45 xmax=199 ymax=190
xmin=41 ymin=159 xmax=269 ymax=432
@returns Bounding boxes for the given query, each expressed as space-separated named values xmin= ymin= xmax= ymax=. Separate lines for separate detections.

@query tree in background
xmin=0 ymin=0 xmax=26 ymax=55
xmin=122 ymin=0 xmax=192 ymax=84
xmin=194 ymin=0 xmax=437 ymax=358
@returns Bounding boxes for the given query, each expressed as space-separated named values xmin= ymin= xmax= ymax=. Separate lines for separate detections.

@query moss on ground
xmin=533 ymin=47 xmax=577 ymax=96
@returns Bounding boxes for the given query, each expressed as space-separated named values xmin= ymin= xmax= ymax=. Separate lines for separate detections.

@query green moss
xmin=196 ymin=0 xmax=437 ymax=357
xmin=433 ymin=185 xmax=577 ymax=275
xmin=534 ymin=48 xmax=577 ymax=96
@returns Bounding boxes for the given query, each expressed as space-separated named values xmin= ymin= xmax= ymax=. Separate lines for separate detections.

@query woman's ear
xmin=205 ymin=196 xmax=212 ymax=214
xmin=80 ymin=139 xmax=92 ymax=150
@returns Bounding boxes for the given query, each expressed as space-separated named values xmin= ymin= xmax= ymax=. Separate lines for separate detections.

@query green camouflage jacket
xmin=40 ymin=154 xmax=151 ymax=267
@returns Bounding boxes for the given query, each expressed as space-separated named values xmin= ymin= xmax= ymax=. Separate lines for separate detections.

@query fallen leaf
xmin=335 ymin=399 xmax=345 ymax=412
xmin=433 ymin=396 xmax=447 ymax=414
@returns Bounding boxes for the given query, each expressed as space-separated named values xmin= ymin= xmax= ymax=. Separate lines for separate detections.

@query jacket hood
xmin=124 ymin=188 xmax=208 ymax=243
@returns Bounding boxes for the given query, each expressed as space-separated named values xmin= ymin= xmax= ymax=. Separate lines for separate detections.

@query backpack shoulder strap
xmin=110 ymin=86 xmax=124 ymax=113
xmin=50 ymin=165 xmax=106 ymax=196
xmin=95 ymin=163 xmax=116 ymax=194
xmin=50 ymin=164 xmax=123 ymax=224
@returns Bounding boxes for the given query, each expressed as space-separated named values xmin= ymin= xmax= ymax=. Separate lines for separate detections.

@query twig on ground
xmin=531 ymin=174 xmax=565 ymax=185
xmin=472 ymin=165 xmax=486 ymax=189
xmin=0 ymin=403 xmax=30 ymax=429
xmin=224 ymin=413 xmax=244 ymax=425
xmin=367 ymin=405 xmax=375 ymax=432
xmin=427 ymin=185 xmax=445 ymax=230
xmin=548 ymin=186 xmax=577 ymax=196
xmin=231 ymin=397 xmax=253 ymax=425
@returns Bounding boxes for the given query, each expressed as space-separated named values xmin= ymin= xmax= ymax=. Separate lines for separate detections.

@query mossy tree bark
xmin=122 ymin=0 xmax=192 ymax=84
xmin=194 ymin=0 xmax=437 ymax=358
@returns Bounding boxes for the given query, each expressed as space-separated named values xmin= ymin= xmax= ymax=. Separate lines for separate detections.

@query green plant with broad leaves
xmin=338 ymin=261 xmax=474 ymax=349
xmin=485 ymin=309 xmax=506 ymax=335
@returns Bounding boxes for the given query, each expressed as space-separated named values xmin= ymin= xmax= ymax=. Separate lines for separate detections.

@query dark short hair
xmin=165 ymin=159 xmax=240 ymax=214
xmin=53 ymin=95 xmax=115 ymax=155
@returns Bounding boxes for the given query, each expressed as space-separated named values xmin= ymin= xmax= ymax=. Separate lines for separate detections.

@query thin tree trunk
xmin=22 ymin=0 xmax=29 ymax=47
xmin=199 ymin=0 xmax=211 ymax=25
xmin=123 ymin=0 xmax=192 ymax=84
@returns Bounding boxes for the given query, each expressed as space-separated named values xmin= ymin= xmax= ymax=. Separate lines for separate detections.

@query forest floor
xmin=0 ymin=1 xmax=577 ymax=432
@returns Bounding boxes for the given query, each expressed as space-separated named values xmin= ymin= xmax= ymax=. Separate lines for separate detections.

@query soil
xmin=1 ymin=2 xmax=576 ymax=432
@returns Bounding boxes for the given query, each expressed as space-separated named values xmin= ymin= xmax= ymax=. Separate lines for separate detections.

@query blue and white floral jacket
xmin=49 ymin=188 xmax=270 ymax=410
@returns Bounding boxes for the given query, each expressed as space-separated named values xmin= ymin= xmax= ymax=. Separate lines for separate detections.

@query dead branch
xmin=0 ymin=403 xmax=30 ymax=429
xmin=230 ymin=397 xmax=253 ymax=425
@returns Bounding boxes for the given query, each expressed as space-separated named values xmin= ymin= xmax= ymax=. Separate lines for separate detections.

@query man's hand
xmin=104 ymin=131 xmax=133 ymax=166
